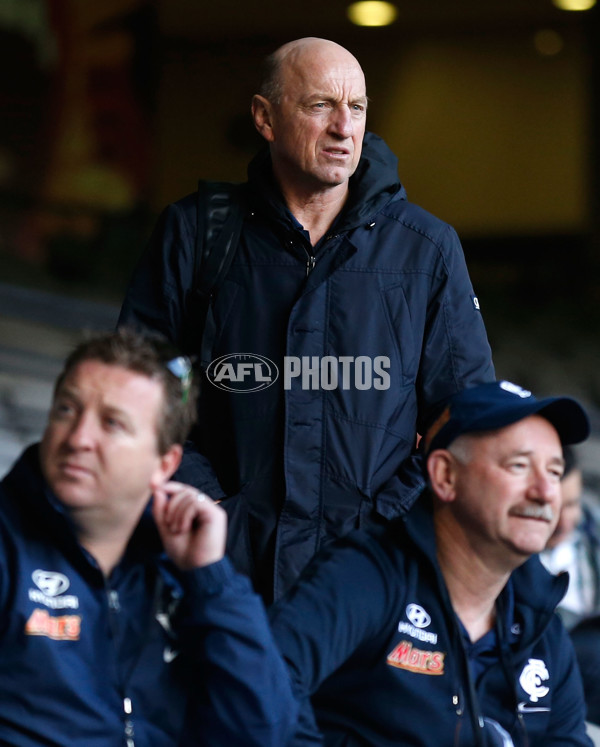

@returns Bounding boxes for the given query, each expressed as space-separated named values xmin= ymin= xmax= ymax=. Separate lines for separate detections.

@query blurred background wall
xmin=1 ymin=0 xmax=600 ymax=471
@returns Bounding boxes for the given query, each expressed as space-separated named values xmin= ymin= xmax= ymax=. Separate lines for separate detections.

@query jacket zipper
xmin=107 ymin=586 xmax=136 ymax=747
xmin=124 ymin=696 xmax=135 ymax=747
xmin=305 ymin=252 xmax=316 ymax=276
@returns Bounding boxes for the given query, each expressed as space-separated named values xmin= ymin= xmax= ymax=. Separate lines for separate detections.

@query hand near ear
xmin=152 ymin=482 xmax=227 ymax=570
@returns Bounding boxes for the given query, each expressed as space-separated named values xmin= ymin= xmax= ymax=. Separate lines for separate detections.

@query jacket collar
xmin=400 ymin=491 xmax=568 ymax=647
xmin=3 ymin=444 xmax=163 ymax=574
xmin=246 ymin=131 xmax=406 ymax=234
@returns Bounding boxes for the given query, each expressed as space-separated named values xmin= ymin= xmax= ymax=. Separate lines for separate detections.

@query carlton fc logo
xmin=519 ymin=659 xmax=550 ymax=703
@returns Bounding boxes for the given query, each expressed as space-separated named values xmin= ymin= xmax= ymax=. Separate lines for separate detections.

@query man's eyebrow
xmin=505 ymin=449 xmax=565 ymax=465
xmin=54 ymin=385 xmax=80 ymax=401
xmin=102 ymin=401 xmax=136 ymax=423
xmin=304 ymin=93 xmax=368 ymax=104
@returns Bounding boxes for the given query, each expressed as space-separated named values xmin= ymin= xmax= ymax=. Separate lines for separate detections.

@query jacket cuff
xmin=183 ymin=556 xmax=239 ymax=596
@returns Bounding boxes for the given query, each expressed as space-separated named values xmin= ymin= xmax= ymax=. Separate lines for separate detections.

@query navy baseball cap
xmin=423 ymin=380 xmax=590 ymax=454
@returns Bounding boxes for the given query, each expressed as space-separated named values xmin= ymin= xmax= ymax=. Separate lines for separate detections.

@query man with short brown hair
xmin=0 ymin=328 xmax=296 ymax=747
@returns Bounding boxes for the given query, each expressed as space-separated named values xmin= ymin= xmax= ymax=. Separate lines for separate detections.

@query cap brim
xmin=536 ymin=397 xmax=590 ymax=446
xmin=465 ymin=396 xmax=590 ymax=446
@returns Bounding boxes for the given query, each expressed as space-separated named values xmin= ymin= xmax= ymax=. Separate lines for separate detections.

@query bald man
xmin=120 ymin=37 xmax=495 ymax=601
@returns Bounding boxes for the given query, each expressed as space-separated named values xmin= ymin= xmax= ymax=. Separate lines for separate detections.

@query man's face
xmin=40 ymin=360 xmax=175 ymax=521
xmin=448 ymin=415 xmax=565 ymax=564
xmin=259 ymin=45 xmax=367 ymax=192
xmin=546 ymin=468 xmax=583 ymax=549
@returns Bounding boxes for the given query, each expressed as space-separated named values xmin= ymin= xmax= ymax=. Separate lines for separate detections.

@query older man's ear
xmin=426 ymin=450 xmax=459 ymax=503
xmin=251 ymin=95 xmax=276 ymax=142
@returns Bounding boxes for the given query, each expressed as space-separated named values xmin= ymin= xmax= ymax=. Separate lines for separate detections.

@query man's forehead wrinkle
xmin=278 ymin=40 xmax=365 ymax=88
xmin=58 ymin=366 xmax=158 ymax=415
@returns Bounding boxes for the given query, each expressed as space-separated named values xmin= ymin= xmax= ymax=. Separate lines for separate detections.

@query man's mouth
xmin=59 ymin=462 xmax=93 ymax=479
xmin=511 ymin=504 xmax=554 ymax=522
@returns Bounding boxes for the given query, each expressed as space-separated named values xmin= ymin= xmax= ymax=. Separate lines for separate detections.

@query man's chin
xmin=48 ymin=478 xmax=95 ymax=508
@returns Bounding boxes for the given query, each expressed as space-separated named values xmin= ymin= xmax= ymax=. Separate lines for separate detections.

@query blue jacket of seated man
xmin=269 ymin=492 xmax=592 ymax=746
xmin=0 ymin=445 xmax=297 ymax=747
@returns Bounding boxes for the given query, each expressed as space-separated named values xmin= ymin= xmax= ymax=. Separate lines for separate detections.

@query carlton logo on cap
xmin=499 ymin=381 xmax=532 ymax=399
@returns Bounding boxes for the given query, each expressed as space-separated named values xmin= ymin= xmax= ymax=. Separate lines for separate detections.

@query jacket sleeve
xmin=268 ymin=535 xmax=393 ymax=745
xmin=543 ymin=619 xmax=594 ymax=746
xmin=118 ymin=197 xmax=226 ymax=500
xmin=118 ymin=197 xmax=197 ymax=351
xmin=175 ymin=557 xmax=298 ymax=747
xmin=417 ymin=223 xmax=495 ymax=434
xmin=372 ymin=224 xmax=495 ymax=520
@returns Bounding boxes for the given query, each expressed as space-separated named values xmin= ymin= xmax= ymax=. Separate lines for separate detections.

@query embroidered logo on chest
xmin=25 ymin=609 xmax=81 ymax=641
xmin=387 ymin=640 xmax=445 ymax=675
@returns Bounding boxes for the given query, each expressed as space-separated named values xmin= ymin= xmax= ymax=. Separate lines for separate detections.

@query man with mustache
xmin=270 ymin=380 xmax=593 ymax=745
xmin=0 ymin=328 xmax=296 ymax=746
xmin=119 ymin=37 xmax=494 ymax=603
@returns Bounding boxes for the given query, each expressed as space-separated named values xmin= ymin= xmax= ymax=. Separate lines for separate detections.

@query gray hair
xmin=257 ymin=49 xmax=284 ymax=104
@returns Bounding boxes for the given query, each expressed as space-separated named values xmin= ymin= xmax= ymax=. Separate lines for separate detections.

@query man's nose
xmin=528 ymin=468 xmax=559 ymax=503
xmin=330 ymin=105 xmax=354 ymax=137
xmin=66 ymin=412 xmax=97 ymax=449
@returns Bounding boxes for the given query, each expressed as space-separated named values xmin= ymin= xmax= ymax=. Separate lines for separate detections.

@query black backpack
xmin=189 ymin=180 xmax=246 ymax=368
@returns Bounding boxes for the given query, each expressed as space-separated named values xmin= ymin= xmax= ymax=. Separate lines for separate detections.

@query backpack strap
xmin=188 ymin=180 xmax=246 ymax=367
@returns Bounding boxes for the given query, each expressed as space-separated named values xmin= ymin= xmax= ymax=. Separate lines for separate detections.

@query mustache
xmin=512 ymin=504 xmax=555 ymax=522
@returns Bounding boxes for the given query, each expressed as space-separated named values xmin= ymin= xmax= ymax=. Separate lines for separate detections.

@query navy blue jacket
xmin=0 ymin=446 xmax=297 ymax=747
xmin=270 ymin=494 xmax=592 ymax=746
xmin=119 ymin=132 xmax=495 ymax=600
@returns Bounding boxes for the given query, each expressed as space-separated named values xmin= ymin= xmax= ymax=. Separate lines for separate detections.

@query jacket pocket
xmin=380 ymin=282 xmax=422 ymax=386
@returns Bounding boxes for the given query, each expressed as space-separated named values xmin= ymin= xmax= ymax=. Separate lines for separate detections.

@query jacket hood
xmin=247 ymin=131 xmax=406 ymax=233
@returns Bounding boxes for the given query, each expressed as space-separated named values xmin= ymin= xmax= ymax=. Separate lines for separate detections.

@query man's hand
xmin=152 ymin=481 xmax=227 ymax=570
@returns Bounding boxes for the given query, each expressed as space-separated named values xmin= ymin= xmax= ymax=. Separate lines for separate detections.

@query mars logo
xmin=207 ymin=354 xmax=279 ymax=393
xmin=386 ymin=640 xmax=445 ymax=675
xmin=25 ymin=609 xmax=81 ymax=641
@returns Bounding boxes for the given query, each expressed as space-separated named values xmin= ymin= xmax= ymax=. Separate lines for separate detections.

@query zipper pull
xmin=108 ymin=590 xmax=120 ymax=611
xmin=306 ymin=254 xmax=316 ymax=276
xmin=124 ymin=697 xmax=135 ymax=746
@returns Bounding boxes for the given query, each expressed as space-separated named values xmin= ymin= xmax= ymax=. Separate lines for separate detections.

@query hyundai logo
xmin=406 ymin=604 xmax=431 ymax=629
xmin=32 ymin=570 xmax=70 ymax=597
xmin=206 ymin=353 xmax=279 ymax=393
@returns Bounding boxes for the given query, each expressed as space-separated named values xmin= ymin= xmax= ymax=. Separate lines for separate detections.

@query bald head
xmin=258 ymin=38 xmax=366 ymax=105
xmin=251 ymin=37 xmax=367 ymax=196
